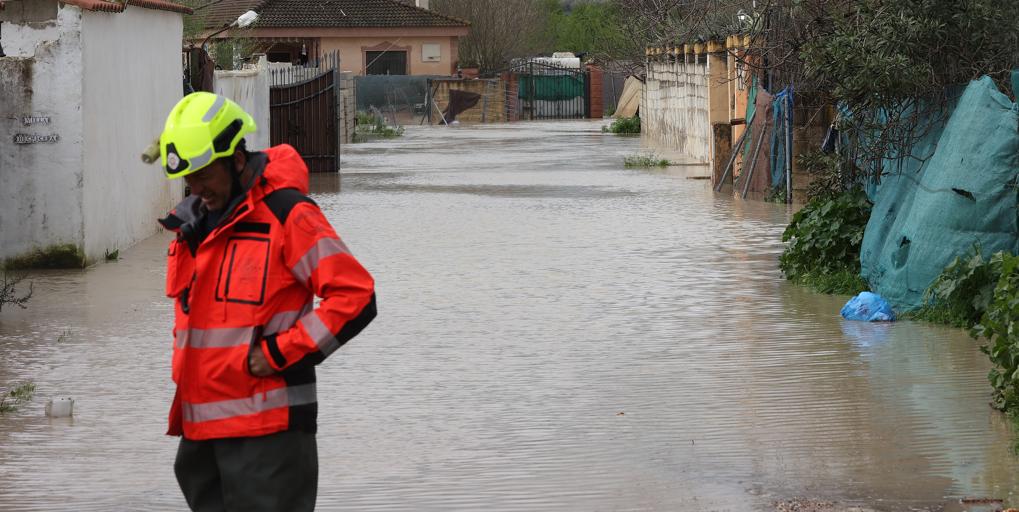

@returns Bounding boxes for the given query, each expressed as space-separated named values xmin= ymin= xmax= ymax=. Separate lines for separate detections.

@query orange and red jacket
xmin=159 ymin=144 xmax=376 ymax=441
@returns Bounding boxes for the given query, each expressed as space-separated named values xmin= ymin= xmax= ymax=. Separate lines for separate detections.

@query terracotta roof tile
xmin=202 ymin=0 xmax=468 ymax=29
xmin=200 ymin=0 xmax=266 ymax=27
xmin=61 ymin=0 xmax=193 ymax=15
xmin=130 ymin=0 xmax=193 ymax=13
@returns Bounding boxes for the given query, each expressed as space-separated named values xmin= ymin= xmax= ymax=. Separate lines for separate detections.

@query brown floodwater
xmin=1 ymin=121 xmax=1017 ymax=511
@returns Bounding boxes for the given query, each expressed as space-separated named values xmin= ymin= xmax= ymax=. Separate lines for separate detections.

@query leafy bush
xmin=799 ymin=0 xmax=1019 ymax=179
xmin=972 ymin=253 xmax=1019 ymax=411
xmin=910 ymin=247 xmax=1005 ymax=328
xmin=779 ymin=188 xmax=872 ymax=294
xmin=602 ymin=116 xmax=640 ymax=134
xmin=798 ymin=150 xmax=861 ymax=201
xmin=623 ymin=153 xmax=669 ymax=168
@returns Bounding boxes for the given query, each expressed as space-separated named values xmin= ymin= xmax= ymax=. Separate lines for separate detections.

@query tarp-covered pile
xmin=861 ymin=75 xmax=1019 ymax=309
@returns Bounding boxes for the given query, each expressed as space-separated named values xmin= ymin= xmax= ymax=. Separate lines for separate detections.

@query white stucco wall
xmin=80 ymin=6 xmax=184 ymax=261
xmin=642 ymin=60 xmax=712 ymax=163
xmin=215 ymin=55 xmax=271 ymax=150
xmin=0 ymin=6 xmax=86 ymax=262
xmin=0 ymin=19 xmax=61 ymax=57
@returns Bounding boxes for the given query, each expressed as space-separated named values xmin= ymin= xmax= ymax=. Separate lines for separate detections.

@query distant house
xmin=202 ymin=0 xmax=470 ymax=76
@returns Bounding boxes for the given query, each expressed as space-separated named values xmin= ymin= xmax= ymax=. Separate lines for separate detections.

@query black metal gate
xmin=508 ymin=61 xmax=590 ymax=120
xmin=270 ymin=59 xmax=341 ymax=173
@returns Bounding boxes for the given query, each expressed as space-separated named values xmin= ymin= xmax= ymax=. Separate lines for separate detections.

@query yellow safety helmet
xmin=160 ymin=92 xmax=257 ymax=179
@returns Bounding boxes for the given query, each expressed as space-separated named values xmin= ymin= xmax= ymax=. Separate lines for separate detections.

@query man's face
xmin=184 ymin=159 xmax=233 ymax=212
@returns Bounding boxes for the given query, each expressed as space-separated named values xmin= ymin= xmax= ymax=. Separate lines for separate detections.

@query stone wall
xmin=339 ymin=71 xmax=355 ymax=145
xmin=428 ymin=79 xmax=508 ymax=124
xmin=0 ymin=3 xmax=184 ymax=266
xmin=642 ymin=59 xmax=711 ymax=164
xmin=1 ymin=7 xmax=86 ymax=265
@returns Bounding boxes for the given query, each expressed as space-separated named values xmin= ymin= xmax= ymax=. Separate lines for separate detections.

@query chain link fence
xmin=355 ymin=75 xmax=445 ymax=125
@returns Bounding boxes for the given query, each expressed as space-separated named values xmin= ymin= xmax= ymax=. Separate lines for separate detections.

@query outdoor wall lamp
xmin=201 ymin=10 xmax=259 ymax=49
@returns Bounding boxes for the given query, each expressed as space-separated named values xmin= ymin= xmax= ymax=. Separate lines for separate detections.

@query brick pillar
xmin=502 ymin=72 xmax=519 ymax=122
xmin=712 ymin=123 xmax=733 ymax=189
xmin=586 ymin=64 xmax=604 ymax=118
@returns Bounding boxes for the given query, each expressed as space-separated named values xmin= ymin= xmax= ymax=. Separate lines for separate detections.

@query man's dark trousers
xmin=174 ymin=429 xmax=318 ymax=511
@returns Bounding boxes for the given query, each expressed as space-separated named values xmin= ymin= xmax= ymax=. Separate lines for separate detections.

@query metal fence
xmin=269 ymin=51 xmax=341 ymax=87
xmin=354 ymin=75 xmax=444 ymax=124
xmin=507 ymin=61 xmax=590 ymax=120
xmin=268 ymin=51 xmax=342 ymax=173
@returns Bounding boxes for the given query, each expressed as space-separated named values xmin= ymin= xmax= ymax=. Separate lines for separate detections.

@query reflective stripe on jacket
xmin=159 ymin=144 xmax=376 ymax=441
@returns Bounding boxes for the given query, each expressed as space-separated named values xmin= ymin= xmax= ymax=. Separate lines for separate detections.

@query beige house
xmin=204 ymin=0 xmax=469 ymax=76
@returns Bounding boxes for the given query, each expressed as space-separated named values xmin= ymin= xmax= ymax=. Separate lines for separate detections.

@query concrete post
xmin=712 ymin=123 xmax=732 ymax=189
xmin=707 ymin=49 xmax=729 ymax=173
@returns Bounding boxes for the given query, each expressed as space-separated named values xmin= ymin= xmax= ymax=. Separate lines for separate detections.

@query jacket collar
xmin=158 ymin=152 xmax=270 ymax=253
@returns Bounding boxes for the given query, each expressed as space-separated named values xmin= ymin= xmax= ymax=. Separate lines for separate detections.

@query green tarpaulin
xmin=860 ymin=75 xmax=1019 ymax=310
xmin=518 ymin=75 xmax=585 ymax=101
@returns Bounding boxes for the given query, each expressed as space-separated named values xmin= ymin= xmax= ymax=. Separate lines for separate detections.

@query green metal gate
xmin=510 ymin=61 xmax=590 ymax=120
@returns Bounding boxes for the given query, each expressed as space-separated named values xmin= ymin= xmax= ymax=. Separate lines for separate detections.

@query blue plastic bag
xmin=840 ymin=292 xmax=896 ymax=322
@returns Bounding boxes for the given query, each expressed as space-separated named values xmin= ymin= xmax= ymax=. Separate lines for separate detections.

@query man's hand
xmin=248 ymin=344 xmax=275 ymax=377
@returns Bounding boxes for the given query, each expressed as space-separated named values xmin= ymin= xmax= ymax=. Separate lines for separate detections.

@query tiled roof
xmin=201 ymin=0 xmax=468 ymax=29
xmin=62 ymin=0 xmax=193 ymax=14
xmin=201 ymin=0 xmax=264 ymax=27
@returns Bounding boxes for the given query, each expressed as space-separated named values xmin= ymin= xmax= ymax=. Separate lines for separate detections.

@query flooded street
xmin=2 ymin=120 xmax=1018 ymax=510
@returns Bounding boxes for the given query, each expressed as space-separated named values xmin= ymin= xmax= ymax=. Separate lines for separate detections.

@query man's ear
xmin=232 ymin=149 xmax=248 ymax=174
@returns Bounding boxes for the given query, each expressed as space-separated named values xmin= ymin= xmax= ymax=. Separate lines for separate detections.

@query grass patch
xmin=4 ymin=244 xmax=84 ymax=269
xmin=791 ymin=269 xmax=869 ymax=296
xmin=104 ymin=249 xmax=119 ymax=261
xmin=0 ymin=382 xmax=36 ymax=415
xmin=623 ymin=154 xmax=670 ymax=168
xmin=602 ymin=116 xmax=640 ymax=134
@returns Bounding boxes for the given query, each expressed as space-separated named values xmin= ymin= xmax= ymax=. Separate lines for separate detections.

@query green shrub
xmin=602 ymin=116 xmax=640 ymax=134
xmin=909 ymin=247 xmax=1005 ymax=328
xmin=799 ymin=150 xmax=862 ymax=201
xmin=354 ymin=110 xmax=405 ymax=141
xmin=623 ymin=153 xmax=669 ymax=168
xmin=972 ymin=253 xmax=1019 ymax=411
xmin=779 ymin=188 xmax=872 ymax=293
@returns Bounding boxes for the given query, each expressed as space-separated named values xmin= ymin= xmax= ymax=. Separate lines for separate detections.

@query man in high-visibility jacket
xmin=157 ymin=92 xmax=376 ymax=511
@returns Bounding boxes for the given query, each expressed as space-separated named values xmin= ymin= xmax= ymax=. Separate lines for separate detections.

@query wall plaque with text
xmin=14 ymin=134 xmax=59 ymax=144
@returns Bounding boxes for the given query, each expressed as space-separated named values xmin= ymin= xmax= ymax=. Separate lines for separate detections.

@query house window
xmin=366 ymin=51 xmax=407 ymax=75
xmin=422 ymin=43 xmax=441 ymax=63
